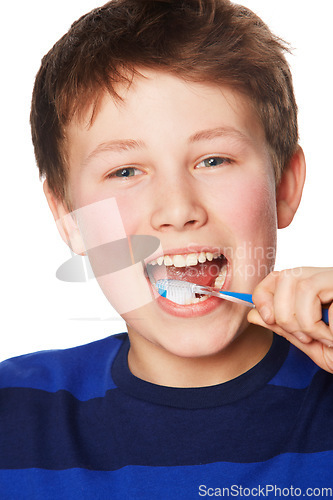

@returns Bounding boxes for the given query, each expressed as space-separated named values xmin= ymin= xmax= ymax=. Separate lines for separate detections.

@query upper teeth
xmin=148 ymin=251 xmax=221 ymax=268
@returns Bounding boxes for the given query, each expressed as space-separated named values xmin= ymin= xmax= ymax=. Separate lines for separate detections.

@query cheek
xmin=74 ymin=198 xmax=128 ymax=249
xmin=231 ymin=180 xmax=277 ymax=240
xmin=209 ymin=173 xmax=277 ymax=241
xmin=68 ymin=197 xmax=157 ymax=315
xmin=68 ymin=174 xmax=144 ymax=243
xmin=208 ymin=174 xmax=277 ymax=283
xmin=113 ymin=193 xmax=148 ymax=235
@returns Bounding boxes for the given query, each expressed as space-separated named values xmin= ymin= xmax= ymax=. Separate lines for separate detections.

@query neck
xmin=127 ymin=325 xmax=273 ymax=388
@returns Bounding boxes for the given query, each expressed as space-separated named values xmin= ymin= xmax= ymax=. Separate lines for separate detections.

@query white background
xmin=0 ymin=1 xmax=332 ymax=361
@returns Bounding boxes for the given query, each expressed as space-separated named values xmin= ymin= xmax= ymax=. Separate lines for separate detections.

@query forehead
xmin=66 ymin=70 xmax=268 ymax=167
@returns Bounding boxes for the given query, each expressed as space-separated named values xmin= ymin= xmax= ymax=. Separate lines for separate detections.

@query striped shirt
xmin=0 ymin=333 xmax=332 ymax=499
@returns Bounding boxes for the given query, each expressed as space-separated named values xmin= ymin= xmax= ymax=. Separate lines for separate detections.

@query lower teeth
xmin=191 ymin=295 xmax=209 ymax=304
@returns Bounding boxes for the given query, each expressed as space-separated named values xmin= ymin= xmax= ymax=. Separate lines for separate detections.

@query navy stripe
xmin=112 ymin=334 xmax=290 ymax=408
xmin=1 ymin=378 xmax=333 ymax=471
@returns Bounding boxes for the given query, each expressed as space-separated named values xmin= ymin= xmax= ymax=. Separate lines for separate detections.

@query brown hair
xmin=30 ymin=0 xmax=298 ymax=202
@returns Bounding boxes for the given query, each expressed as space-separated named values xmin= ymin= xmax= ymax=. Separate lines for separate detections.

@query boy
xmin=1 ymin=0 xmax=333 ymax=498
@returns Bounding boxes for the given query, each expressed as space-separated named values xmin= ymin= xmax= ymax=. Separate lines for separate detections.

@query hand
xmin=247 ymin=267 xmax=333 ymax=373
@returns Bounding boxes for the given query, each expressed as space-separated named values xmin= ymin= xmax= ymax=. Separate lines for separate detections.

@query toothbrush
xmin=156 ymin=279 xmax=330 ymax=325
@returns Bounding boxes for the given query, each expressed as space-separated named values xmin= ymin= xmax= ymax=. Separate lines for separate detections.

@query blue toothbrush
xmin=156 ymin=279 xmax=329 ymax=325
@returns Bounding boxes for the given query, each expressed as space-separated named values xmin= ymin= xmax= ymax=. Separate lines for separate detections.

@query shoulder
xmin=0 ymin=333 xmax=127 ymax=400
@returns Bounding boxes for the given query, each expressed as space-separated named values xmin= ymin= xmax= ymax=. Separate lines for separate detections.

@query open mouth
xmin=146 ymin=251 xmax=228 ymax=305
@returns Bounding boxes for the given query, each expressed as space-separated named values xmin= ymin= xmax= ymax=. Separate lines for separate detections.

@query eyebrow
xmin=188 ymin=126 xmax=252 ymax=145
xmin=82 ymin=139 xmax=145 ymax=167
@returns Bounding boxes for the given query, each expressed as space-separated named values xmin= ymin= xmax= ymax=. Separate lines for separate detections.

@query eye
xmin=195 ymin=156 xmax=232 ymax=169
xmin=107 ymin=167 xmax=143 ymax=179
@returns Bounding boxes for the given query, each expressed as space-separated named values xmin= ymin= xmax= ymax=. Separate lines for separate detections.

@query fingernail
xmin=319 ymin=338 xmax=333 ymax=348
xmin=293 ymin=331 xmax=311 ymax=343
xmin=259 ymin=306 xmax=271 ymax=323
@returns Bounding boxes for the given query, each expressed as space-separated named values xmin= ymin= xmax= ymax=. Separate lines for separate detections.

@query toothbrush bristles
xmin=156 ymin=279 xmax=198 ymax=305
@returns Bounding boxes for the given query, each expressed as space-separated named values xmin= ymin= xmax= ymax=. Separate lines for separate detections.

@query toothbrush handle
xmin=218 ymin=291 xmax=253 ymax=304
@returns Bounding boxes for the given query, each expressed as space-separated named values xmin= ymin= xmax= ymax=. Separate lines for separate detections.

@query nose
xmin=150 ymin=176 xmax=208 ymax=232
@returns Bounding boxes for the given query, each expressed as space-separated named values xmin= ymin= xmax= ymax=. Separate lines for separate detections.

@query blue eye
xmin=115 ymin=168 xmax=136 ymax=177
xmin=197 ymin=157 xmax=231 ymax=169
xmin=107 ymin=167 xmax=142 ymax=179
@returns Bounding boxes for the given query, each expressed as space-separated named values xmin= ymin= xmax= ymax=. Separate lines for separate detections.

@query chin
xmin=125 ymin=303 xmax=248 ymax=359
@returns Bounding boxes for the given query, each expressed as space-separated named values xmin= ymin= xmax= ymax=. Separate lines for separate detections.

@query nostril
xmin=159 ymin=220 xmax=198 ymax=231
xmin=185 ymin=220 xmax=199 ymax=227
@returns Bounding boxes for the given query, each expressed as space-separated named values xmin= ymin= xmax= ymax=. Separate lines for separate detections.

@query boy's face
xmin=62 ymin=70 xmax=279 ymax=358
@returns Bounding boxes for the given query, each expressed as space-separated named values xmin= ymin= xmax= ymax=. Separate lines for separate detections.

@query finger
xmin=295 ymin=271 xmax=333 ymax=342
xmin=315 ymin=269 xmax=333 ymax=304
xmin=312 ymin=271 xmax=333 ymax=338
xmin=252 ymin=268 xmax=333 ymax=344
xmin=294 ymin=280 xmax=330 ymax=339
xmin=272 ymin=269 xmax=300 ymax=334
xmin=252 ymin=271 xmax=279 ymax=324
xmin=293 ymin=339 xmax=333 ymax=374
xmin=294 ymin=268 xmax=333 ymax=306
xmin=247 ymin=308 xmax=312 ymax=344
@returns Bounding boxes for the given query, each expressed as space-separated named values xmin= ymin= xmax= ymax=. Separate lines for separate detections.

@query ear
xmin=43 ymin=181 xmax=86 ymax=255
xmin=276 ymin=146 xmax=306 ymax=229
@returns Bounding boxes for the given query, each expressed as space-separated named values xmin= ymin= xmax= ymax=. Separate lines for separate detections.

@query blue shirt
xmin=0 ymin=333 xmax=332 ymax=499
